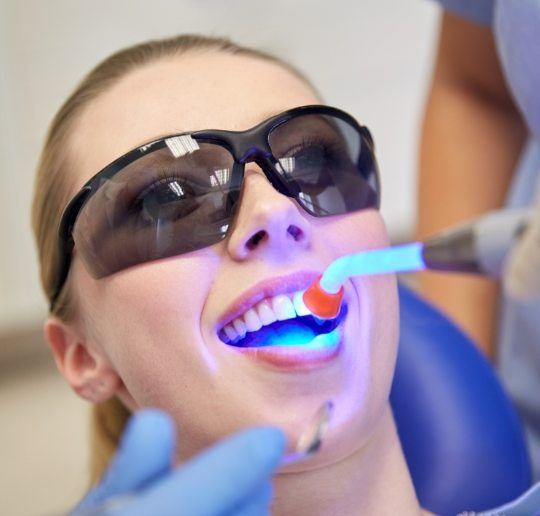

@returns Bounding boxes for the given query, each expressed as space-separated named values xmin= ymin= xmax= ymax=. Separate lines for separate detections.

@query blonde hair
xmin=31 ymin=34 xmax=312 ymax=484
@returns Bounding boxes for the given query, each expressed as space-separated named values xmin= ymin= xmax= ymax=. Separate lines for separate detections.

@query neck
xmin=272 ymin=405 xmax=422 ymax=515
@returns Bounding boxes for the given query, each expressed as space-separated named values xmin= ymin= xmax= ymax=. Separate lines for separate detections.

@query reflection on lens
xmin=268 ymin=113 xmax=379 ymax=216
xmin=73 ymin=142 xmax=236 ymax=278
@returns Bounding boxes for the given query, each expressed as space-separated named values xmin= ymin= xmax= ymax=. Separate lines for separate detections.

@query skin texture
xmin=46 ymin=51 xmax=423 ymax=514
xmin=416 ymin=12 xmax=526 ymax=359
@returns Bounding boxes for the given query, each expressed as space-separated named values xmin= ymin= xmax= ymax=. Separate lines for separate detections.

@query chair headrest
xmin=390 ymin=284 xmax=531 ymax=514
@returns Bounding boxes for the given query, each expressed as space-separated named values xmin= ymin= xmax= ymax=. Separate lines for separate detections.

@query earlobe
xmin=44 ymin=317 xmax=122 ymax=403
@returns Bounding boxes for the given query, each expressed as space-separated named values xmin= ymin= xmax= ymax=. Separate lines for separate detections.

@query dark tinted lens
xmin=73 ymin=140 xmax=236 ymax=278
xmin=268 ymin=113 xmax=379 ymax=216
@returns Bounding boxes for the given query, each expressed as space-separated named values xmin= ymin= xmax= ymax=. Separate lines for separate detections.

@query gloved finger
xmin=226 ymin=483 xmax=273 ymax=516
xmin=128 ymin=426 xmax=285 ymax=516
xmin=74 ymin=409 xmax=175 ymax=512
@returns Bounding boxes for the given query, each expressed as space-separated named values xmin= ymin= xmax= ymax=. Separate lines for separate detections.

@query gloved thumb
xmin=74 ymin=409 xmax=175 ymax=512
xmin=131 ymin=426 xmax=286 ymax=516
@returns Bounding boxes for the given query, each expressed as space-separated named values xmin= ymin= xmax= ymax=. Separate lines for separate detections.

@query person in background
xmin=416 ymin=0 xmax=540 ymax=479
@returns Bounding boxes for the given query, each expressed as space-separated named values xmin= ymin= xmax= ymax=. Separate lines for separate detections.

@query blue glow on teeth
xmin=305 ymin=328 xmax=340 ymax=349
xmin=266 ymin=327 xmax=340 ymax=348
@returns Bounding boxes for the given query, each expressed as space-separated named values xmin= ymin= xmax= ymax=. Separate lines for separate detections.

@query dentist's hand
xmin=505 ymin=197 xmax=540 ymax=300
xmin=73 ymin=409 xmax=285 ymax=516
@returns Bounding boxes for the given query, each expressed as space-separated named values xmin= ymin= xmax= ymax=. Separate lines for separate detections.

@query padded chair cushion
xmin=390 ymin=284 xmax=531 ymax=515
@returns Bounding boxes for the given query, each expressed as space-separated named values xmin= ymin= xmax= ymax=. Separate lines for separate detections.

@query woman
xmin=32 ymin=34 xmax=423 ymax=514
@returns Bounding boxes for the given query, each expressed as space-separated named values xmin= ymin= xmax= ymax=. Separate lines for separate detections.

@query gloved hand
xmin=72 ymin=409 xmax=285 ymax=516
xmin=504 ymin=196 xmax=540 ymax=300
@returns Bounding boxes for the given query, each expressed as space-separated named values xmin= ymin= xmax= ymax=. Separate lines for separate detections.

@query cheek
xmin=345 ymin=210 xmax=398 ymax=380
xmin=319 ymin=210 xmax=398 ymax=412
xmin=314 ymin=209 xmax=390 ymax=255
xmin=358 ymin=274 xmax=399 ymax=404
xmin=77 ymin=252 xmax=221 ymax=401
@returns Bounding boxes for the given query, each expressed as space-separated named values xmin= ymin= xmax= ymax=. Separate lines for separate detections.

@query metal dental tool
xmin=279 ymin=399 xmax=334 ymax=466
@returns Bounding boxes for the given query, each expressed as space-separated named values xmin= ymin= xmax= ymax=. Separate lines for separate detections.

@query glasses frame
xmin=51 ymin=104 xmax=379 ymax=309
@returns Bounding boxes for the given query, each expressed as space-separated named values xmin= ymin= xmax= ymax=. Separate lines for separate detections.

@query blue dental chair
xmin=390 ymin=284 xmax=532 ymax=515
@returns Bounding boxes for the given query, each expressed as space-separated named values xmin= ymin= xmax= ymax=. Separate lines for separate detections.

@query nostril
xmin=244 ymin=225 xmax=304 ymax=252
xmin=287 ymin=225 xmax=303 ymax=242
xmin=246 ymin=230 xmax=267 ymax=250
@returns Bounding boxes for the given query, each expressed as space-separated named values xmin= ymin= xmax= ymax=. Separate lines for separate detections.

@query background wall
xmin=0 ymin=1 xmax=439 ymax=514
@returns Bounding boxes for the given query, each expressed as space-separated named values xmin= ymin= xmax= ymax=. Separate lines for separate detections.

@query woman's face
xmin=67 ymin=51 xmax=398 ymax=465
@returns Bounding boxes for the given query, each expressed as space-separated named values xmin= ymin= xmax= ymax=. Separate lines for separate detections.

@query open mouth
xmin=218 ymin=290 xmax=348 ymax=349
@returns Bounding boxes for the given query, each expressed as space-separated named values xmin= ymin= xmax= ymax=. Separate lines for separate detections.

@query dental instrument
xmin=303 ymin=208 xmax=530 ymax=319
xmin=280 ymin=400 xmax=333 ymax=466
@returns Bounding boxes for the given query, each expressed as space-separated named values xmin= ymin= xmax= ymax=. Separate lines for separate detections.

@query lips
xmin=215 ymin=271 xmax=322 ymax=334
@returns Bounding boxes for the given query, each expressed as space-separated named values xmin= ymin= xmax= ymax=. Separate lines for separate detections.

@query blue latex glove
xmin=73 ymin=409 xmax=286 ymax=516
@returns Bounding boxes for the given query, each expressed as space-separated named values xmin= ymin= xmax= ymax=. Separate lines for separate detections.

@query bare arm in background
xmin=416 ymin=12 xmax=527 ymax=359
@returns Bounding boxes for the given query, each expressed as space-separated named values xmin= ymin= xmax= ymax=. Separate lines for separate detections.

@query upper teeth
xmin=222 ymin=290 xmax=311 ymax=343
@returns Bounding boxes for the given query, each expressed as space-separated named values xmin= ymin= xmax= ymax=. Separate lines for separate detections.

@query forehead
xmin=69 ymin=51 xmax=320 ymax=187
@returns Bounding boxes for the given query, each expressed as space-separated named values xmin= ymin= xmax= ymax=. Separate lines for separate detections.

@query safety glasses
xmin=51 ymin=105 xmax=380 ymax=308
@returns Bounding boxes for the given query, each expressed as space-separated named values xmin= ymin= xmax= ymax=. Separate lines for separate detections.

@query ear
xmin=44 ymin=317 xmax=122 ymax=403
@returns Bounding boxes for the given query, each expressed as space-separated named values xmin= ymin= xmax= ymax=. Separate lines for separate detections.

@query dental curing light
xmin=304 ymin=208 xmax=530 ymax=319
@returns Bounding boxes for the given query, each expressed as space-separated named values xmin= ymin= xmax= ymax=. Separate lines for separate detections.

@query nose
xmin=226 ymin=166 xmax=312 ymax=261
